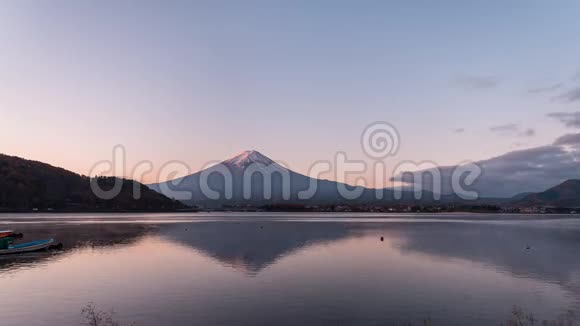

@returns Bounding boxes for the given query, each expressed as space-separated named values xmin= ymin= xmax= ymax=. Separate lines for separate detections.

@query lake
xmin=0 ymin=213 xmax=579 ymax=325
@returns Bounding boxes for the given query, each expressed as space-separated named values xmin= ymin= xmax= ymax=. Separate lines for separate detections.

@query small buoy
xmin=380 ymin=236 xmax=384 ymax=242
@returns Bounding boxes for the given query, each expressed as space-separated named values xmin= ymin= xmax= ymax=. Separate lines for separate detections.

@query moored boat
xmin=0 ymin=230 xmax=14 ymax=238
xmin=0 ymin=239 xmax=55 ymax=255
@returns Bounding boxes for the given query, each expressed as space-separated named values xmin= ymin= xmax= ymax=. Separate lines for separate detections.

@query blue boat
xmin=0 ymin=239 xmax=55 ymax=255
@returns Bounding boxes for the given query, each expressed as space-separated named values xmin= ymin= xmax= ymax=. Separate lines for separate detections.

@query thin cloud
xmin=453 ymin=128 xmax=465 ymax=133
xmin=490 ymin=123 xmax=518 ymax=133
xmin=519 ymin=128 xmax=535 ymax=137
xmin=547 ymin=111 xmax=580 ymax=128
xmin=554 ymin=87 xmax=580 ymax=102
xmin=553 ymin=133 xmax=580 ymax=147
xmin=490 ymin=124 xmax=535 ymax=138
xmin=455 ymin=75 xmax=499 ymax=90
xmin=393 ymin=135 xmax=580 ymax=197
xmin=528 ymin=83 xmax=563 ymax=94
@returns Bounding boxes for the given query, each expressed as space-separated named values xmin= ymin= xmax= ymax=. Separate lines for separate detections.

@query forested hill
xmin=0 ymin=154 xmax=185 ymax=212
xmin=515 ymin=179 xmax=580 ymax=208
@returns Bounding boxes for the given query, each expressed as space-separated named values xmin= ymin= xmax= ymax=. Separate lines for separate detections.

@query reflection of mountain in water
xmin=159 ymin=222 xmax=363 ymax=275
xmin=0 ymin=223 xmax=154 ymax=270
xmin=3 ymin=218 xmax=580 ymax=301
xmin=160 ymin=219 xmax=580 ymax=298
xmin=387 ymin=221 xmax=580 ymax=299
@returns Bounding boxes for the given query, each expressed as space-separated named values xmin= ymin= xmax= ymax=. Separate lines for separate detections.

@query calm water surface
xmin=0 ymin=213 xmax=579 ymax=326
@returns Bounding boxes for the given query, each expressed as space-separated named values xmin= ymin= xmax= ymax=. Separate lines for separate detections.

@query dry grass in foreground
xmin=81 ymin=302 xmax=134 ymax=326
xmin=80 ymin=303 xmax=577 ymax=326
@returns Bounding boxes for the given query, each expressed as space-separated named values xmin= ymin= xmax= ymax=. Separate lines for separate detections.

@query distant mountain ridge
xmin=148 ymin=150 xmax=457 ymax=208
xmin=514 ymin=180 xmax=580 ymax=208
xmin=2 ymin=151 xmax=577 ymax=212
xmin=148 ymin=150 xmax=580 ymax=210
xmin=0 ymin=154 xmax=184 ymax=211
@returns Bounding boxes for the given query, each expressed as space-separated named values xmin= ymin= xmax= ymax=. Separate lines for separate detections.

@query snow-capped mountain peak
xmin=224 ymin=150 xmax=275 ymax=168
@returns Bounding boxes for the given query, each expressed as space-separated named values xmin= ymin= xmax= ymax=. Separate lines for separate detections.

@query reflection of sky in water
xmin=0 ymin=215 xmax=579 ymax=326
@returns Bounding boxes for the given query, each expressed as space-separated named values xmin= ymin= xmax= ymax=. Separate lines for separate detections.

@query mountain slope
xmin=514 ymin=179 xmax=580 ymax=208
xmin=148 ymin=150 xmax=442 ymax=208
xmin=0 ymin=154 xmax=184 ymax=211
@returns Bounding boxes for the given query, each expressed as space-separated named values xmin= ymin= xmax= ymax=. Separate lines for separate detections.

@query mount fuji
xmin=223 ymin=150 xmax=276 ymax=168
xmin=147 ymin=150 xmax=439 ymax=208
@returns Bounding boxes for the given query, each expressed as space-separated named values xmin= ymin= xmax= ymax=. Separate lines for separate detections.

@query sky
xmin=1 ymin=0 xmax=579 ymax=190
